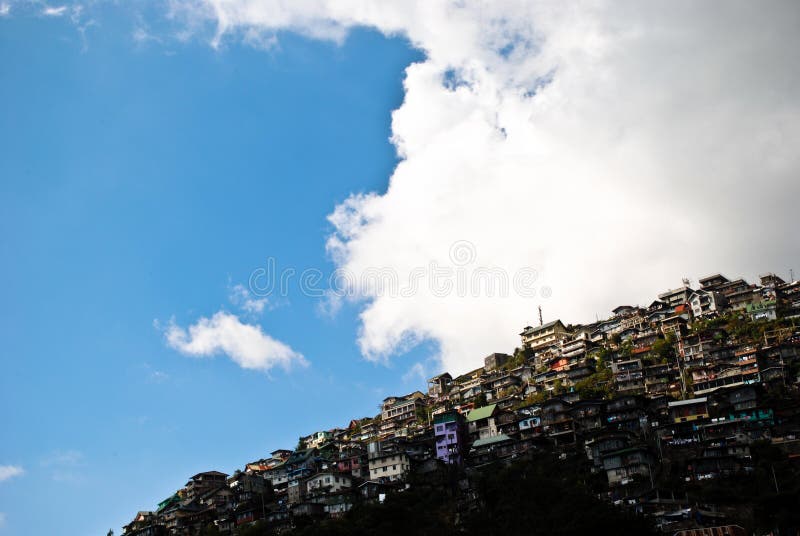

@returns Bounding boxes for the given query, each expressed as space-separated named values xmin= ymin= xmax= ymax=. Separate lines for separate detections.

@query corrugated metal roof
xmin=467 ymin=404 xmax=497 ymax=422
xmin=668 ymin=397 xmax=707 ymax=407
xmin=471 ymin=434 xmax=512 ymax=448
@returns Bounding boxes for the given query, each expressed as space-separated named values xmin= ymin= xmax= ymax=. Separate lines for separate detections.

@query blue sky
xmin=0 ymin=7 xmax=426 ymax=535
xmin=3 ymin=2 xmax=800 ymax=534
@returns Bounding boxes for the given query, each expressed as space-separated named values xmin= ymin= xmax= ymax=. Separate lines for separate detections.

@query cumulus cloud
xmin=0 ymin=465 xmax=23 ymax=482
xmin=165 ymin=311 xmax=308 ymax=372
xmin=175 ymin=1 xmax=800 ymax=374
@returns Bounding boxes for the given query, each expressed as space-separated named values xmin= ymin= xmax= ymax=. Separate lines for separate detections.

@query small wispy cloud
xmin=132 ymin=26 xmax=161 ymax=45
xmin=242 ymin=28 xmax=279 ymax=51
xmin=229 ymin=283 xmax=268 ymax=315
xmin=0 ymin=465 xmax=23 ymax=482
xmin=162 ymin=311 xmax=308 ymax=372
xmin=149 ymin=369 xmax=169 ymax=382
xmin=0 ymin=3 xmax=11 ymax=17
xmin=402 ymin=362 xmax=427 ymax=384
xmin=41 ymin=450 xmax=86 ymax=483
xmin=142 ymin=362 xmax=169 ymax=383
xmin=42 ymin=5 xmax=68 ymax=17
xmin=40 ymin=450 xmax=83 ymax=468
xmin=39 ymin=4 xmax=95 ymax=52
xmin=0 ymin=512 xmax=6 ymax=528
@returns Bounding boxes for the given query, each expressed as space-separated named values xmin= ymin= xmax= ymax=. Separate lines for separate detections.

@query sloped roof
xmin=520 ymin=319 xmax=564 ymax=336
xmin=286 ymin=449 xmax=315 ymax=464
xmin=467 ymin=404 xmax=497 ymax=422
xmin=471 ymin=434 xmax=513 ymax=448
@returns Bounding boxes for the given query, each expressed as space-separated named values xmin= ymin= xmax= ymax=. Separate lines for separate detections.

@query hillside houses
xmin=121 ymin=271 xmax=800 ymax=536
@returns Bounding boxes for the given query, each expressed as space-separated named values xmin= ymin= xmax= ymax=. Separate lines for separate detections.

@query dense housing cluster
xmin=122 ymin=272 xmax=800 ymax=536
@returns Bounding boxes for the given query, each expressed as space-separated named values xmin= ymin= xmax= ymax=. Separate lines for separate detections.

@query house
xmin=301 ymin=430 xmax=333 ymax=449
xmin=367 ymin=451 xmax=411 ymax=483
xmin=358 ymin=480 xmax=393 ymax=503
xmin=484 ymin=352 xmax=512 ymax=371
xmin=367 ymin=440 xmax=411 ymax=482
xmin=569 ymin=400 xmax=605 ymax=435
xmin=469 ymin=434 xmax=517 ymax=465
xmin=229 ymin=471 xmax=270 ymax=501
xmin=647 ymin=300 xmax=672 ymax=323
xmin=698 ymin=274 xmax=730 ymax=290
xmin=644 ymin=363 xmax=680 ymax=398
xmin=584 ymin=432 xmax=636 ymax=470
xmin=728 ymin=288 xmax=762 ymax=312
xmin=541 ymin=398 xmax=575 ymax=444
xmin=466 ymin=404 xmax=499 ymax=440
xmin=433 ymin=410 xmax=467 ymax=465
xmin=611 ymin=359 xmax=645 ymax=395
xmin=668 ymin=397 xmax=709 ymax=424
xmin=713 ymin=278 xmax=753 ymax=297
xmin=516 ymin=403 xmax=543 ymax=436
xmin=306 ymin=472 xmax=352 ymax=496
xmin=602 ymin=446 xmax=654 ymax=487
xmin=262 ymin=461 xmax=288 ymax=492
xmin=185 ymin=471 xmax=228 ymax=501
xmin=381 ymin=391 xmax=426 ymax=423
xmin=692 ymin=347 xmax=760 ymax=395
xmin=335 ymin=449 xmax=367 ymax=479
xmin=747 ymin=299 xmax=777 ymax=321
xmin=658 ymin=285 xmax=694 ymax=307
xmin=290 ymin=502 xmax=325 ymax=519
xmin=287 ymin=478 xmax=308 ymax=505
xmin=285 ymin=449 xmax=318 ymax=481
xmin=198 ymin=485 xmax=234 ymax=519
xmin=246 ymin=449 xmax=291 ymax=474
xmin=122 ymin=511 xmax=166 ymax=536
xmin=605 ymin=396 xmax=647 ymax=433
xmin=778 ymin=280 xmax=800 ymax=318
xmin=679 ymin=331 xmax=723 ymax=369
xmin=482 ymin=372 xmax=521 ymax=401
xmin=520 ymin=320 xmax=570 ymax=350
xmin=612 ymin=305 xmax=638 ymax=317
xmin=688 ymin=289 xmax=728 ymax=317
xmin=427 ymin=373 xmax=453 ymax=399
xmin=660 ymin=315 xmax=688 ymax=338
xmin=320 ymin=489 xmax=359 ymax=518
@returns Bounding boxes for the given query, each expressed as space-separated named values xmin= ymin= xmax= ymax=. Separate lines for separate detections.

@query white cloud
xmin=40 ymin=450 xmax=83 ymax=467
xmin=164 ymin=311 xmax=307 ymax=372
xmin=0 ymin=3 xmax=10 ymax=17
xmin=402 ymin=362 xmax=426 ymax=385
xmin=42 ymin=5 xmax=67 ymax=17
xmin=228 ymin=283 xmax=268 ymax=314
xmin=0 ymin=465 xmax=23 ymax=482
xmin=133 ymin=27 xmax=157 ymax=44
xmin=175 ymin=1 xmax=800 ymax=374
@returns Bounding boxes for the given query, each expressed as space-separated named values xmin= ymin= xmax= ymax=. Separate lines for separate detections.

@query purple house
xmin=434 ymin=411 xmax=467 ymax=465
